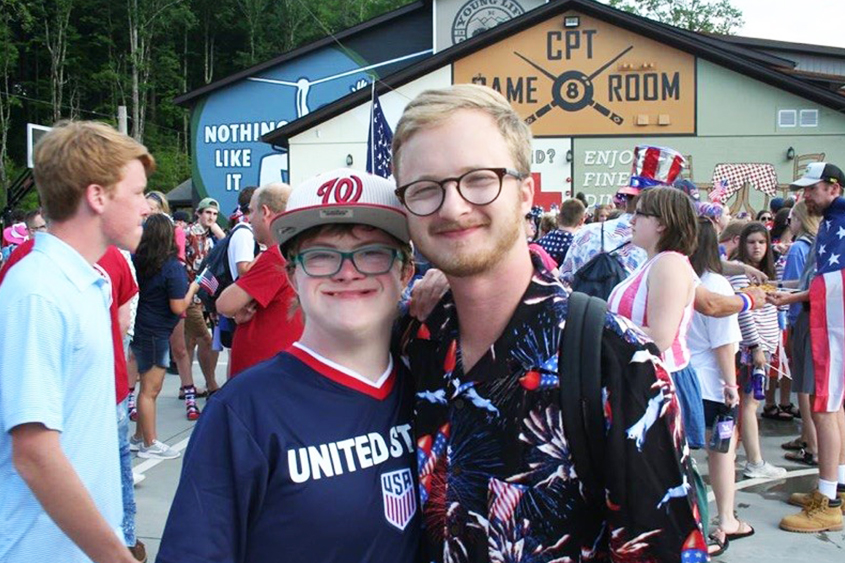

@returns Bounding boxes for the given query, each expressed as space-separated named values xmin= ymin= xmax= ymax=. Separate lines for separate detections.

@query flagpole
xmin=370 ymin=79 xmax=376 ymax=174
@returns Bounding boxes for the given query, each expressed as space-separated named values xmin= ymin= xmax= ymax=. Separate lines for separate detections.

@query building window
xmin=778 ymin=109 xmax=797 ymax=128
xmin=799 ymin=109 xmax=819 ymax=127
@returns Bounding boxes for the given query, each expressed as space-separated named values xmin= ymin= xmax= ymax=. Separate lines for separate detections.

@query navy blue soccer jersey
xmin=157 ymin=344 xmax=420 ymax=563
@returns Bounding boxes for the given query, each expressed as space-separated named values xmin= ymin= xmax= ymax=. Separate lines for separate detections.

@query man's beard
xmin=416 ymin=207 xmax=524 ymax=278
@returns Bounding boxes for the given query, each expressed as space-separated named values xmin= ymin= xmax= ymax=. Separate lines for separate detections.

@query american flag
xmin=197 ymin=266 xmax=219 ymax=295
xmin=809 ymin=199 xmax=845 ymax=412
xmin=366 ymin=87 xmax=393 ymax=179
xmin=489 ymin=479 xmax=527 ymax=523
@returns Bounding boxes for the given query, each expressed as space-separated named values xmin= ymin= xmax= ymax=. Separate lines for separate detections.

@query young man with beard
xmin=393 ymin=85 xmax=703 ymax=562
xmin=0 ymin=121 xmax=152 ymax=563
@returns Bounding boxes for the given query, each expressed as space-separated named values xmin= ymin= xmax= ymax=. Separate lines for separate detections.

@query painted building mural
xmin=186 ymin=8 xmax=431 ymax=215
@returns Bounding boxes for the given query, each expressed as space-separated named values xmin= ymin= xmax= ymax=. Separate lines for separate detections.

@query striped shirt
xmin=607 ymin=251 xmax=697 ymax=372
xmin=727 ymin=274 xmax=780 ymax=355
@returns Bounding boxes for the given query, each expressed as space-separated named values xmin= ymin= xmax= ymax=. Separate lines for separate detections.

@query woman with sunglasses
xmin=607 ymin=187 xmax=706 ymax=448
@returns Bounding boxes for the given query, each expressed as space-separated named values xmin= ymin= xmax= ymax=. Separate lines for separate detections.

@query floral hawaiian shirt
xmin=400 ymin=257 xmax=704 ymax=563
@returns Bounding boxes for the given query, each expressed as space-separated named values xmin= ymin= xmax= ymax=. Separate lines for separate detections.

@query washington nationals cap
xmin=790 ymin=162 xmax=844 ymax=189
xmin=271 ymin=168 xmax=409 ymax=249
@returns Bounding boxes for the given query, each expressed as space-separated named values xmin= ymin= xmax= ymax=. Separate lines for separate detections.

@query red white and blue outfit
xmin=157 ymin=344 xmax=420 ymax=563
xmin=608 ymin=251 xmax=705 ymax=448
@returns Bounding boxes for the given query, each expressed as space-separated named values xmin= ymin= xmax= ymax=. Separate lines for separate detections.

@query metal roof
xmin=262 ymin=0 xmax=845 ymax=148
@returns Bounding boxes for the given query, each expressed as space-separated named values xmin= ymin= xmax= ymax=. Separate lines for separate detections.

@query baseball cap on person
xmin=790 ymin=162 xmax=843 ymax=189
xmin=271 ymin=168 xmax=409 ymax=249
xmin=197 ymin=197 xmax=219 ymax=211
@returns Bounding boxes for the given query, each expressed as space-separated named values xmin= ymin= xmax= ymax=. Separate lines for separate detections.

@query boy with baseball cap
xmin=158 ymin=169 xmax=419 ymax=563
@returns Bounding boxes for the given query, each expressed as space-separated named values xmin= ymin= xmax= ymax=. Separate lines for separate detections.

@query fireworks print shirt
xmin=400 ymin=258 xmax=704 ymax=563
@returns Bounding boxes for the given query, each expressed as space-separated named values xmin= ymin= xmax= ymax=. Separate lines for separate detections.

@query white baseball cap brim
xmin=270 ymin=168 xmax=410 ymax=248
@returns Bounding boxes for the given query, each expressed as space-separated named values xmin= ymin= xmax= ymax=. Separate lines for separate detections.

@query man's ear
xmin=400 ymin=259 xmax=415 ymax=287
xmin=519 ymin=174 xmax=535 ymax=216
xmin=86 ymin=183 xmax=108 ymax=215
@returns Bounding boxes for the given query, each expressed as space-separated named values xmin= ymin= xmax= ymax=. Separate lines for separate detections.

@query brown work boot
xmin=779 ymin=490 xmax=843 ymax=533
xmin=789 ymin=489 xmax=845 ymax=512
xmin=129 ymin=540 xmax=147 ymax=563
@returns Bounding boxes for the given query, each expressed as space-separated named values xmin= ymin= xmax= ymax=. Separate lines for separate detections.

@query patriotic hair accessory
xmin=696 ymin=201 xmax=723 ymax=221
xmin=271 ymin=168 xmax=409 ymax=248
xmin=619 ymin=145 xmax=687 ymax=196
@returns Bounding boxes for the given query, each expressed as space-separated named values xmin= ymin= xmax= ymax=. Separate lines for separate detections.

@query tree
xmin=606 ymin=0 xmax=744 ymax=34
xmin=41 ymin=0 xmax=74 ymax=123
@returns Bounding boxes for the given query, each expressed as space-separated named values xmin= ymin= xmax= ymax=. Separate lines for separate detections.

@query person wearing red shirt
xmin=217 ymin=184 xmax=303 ymax=378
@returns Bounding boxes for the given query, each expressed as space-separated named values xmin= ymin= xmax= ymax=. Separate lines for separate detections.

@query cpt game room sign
xmin=453 ymin=11 xmax=697 ymax=136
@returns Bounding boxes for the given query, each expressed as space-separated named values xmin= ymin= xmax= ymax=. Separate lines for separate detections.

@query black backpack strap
xmin=560 ymin=291 xmax=607 ymax=497
xmin=608 ymin=239 xmax=630 ymax=255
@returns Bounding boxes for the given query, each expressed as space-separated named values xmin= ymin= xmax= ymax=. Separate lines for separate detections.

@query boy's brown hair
xmin=33 ymin=121 xmax=155 ymax=221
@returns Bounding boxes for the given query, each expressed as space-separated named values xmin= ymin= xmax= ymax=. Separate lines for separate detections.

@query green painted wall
xmin=697 ymin=60 xmax=845 ymax=137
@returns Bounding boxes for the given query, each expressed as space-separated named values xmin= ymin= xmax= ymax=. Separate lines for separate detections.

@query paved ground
xmin=133 ymin=357 xmax=844 ymax=562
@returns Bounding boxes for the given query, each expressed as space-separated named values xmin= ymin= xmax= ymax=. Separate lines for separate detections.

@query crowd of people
xmin=0 ymin=84 xmax=844 ymax=563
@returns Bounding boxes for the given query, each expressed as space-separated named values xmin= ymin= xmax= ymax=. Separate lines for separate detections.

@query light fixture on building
xmin=566 ymin=149 xmax=573 ymax=163
xmin=786 ymin=147 xmax=795 ymax=161
xmin=346 ymin=154 xmax=354 ymax=166
xmin=563 ymin=16 xmax=580 ymax=28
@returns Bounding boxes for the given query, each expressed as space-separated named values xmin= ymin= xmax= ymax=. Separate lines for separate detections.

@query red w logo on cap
xmin=317 ymin=175 xmax=363 ymax=205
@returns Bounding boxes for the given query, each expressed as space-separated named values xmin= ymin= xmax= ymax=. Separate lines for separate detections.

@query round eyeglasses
xmin=395 ymin=167 xmax=526 ymax=217
xmin=292 ymin=245 xmax=401 ymax=278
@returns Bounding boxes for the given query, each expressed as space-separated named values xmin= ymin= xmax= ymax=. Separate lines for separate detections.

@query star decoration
xmin=837 ymin=226 xmax=845 ymax=240
xmin=819 ymin=244 xmax=826 ymax=256
xmin=829 ymin=253 xmax=840 ymax=267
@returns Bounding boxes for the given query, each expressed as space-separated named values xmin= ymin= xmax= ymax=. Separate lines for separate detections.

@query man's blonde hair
xmin=33 ymin=120 xmax=155 ymax=221
xmin=392 ymin=84 xmax=532 ymax=179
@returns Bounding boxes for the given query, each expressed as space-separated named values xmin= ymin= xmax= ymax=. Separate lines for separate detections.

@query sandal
xmin=722 ymin=520 xmax=755 ymax=541
xmin=779 ymin=403 xmax=801 ymax=419
xmin=707 ymin=532 xmax=729 ymax=557
xmin=762 ymin=404 xmax=793 ymax=421
xmin=781 ymin=438 xmax=807 ymax=451
xmin=784 ymin=448 xmax=818 ymax=466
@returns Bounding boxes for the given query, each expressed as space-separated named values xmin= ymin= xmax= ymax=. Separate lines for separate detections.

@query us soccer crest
xmin=380 ymin=468 xmax=417 ymax=531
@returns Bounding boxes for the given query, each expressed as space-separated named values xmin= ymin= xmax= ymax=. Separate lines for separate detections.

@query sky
xmin=731 ymin=0 xmax=845 ymax=49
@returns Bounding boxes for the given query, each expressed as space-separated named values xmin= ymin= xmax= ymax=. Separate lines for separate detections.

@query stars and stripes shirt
xmin=535 ymin=229 xmax=574 ymax=266
xmin=809 ymin=196 xmax=845 ymax=413
xmin=560 ymin=214 xmax=647 ymax=284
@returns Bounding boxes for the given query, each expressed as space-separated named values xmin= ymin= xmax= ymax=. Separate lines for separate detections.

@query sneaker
xmin=129 ymin=540 xmax=148 ymax=562
xmin=138 ymin=439 xmax=180 ymax=460
xmin=780 ymin=490 xmax=843 ymax=533
xmin=789 ymin=489 xmax=845 ymax=513
xmin=129 ymin=434 xmax=143 ymax=452
xmin=132 ymin=471 xmax=145 ymax=486
xmin=742 ymin=460 xmax=787 ymax=479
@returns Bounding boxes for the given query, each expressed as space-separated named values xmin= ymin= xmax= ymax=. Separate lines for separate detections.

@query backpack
xmin=559 ymin=292 xmax=710 ymax=527
xmin=195 ymin=223 xmax=255 ymax=315
xmin=570 ymin=223 xmax=629 ymax=300
xmin=558 ymin=291 xmax=607 ymax=499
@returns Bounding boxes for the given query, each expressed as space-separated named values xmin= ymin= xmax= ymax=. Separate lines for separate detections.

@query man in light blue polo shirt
xmin=0 ymin=121 xmax=153 ymax=563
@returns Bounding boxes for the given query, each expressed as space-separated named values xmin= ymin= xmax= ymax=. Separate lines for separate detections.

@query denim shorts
xmin=671 ymin=364 xmax=706 ymax=449
xmin=130 ymin=334 xmax=170 ymax=374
